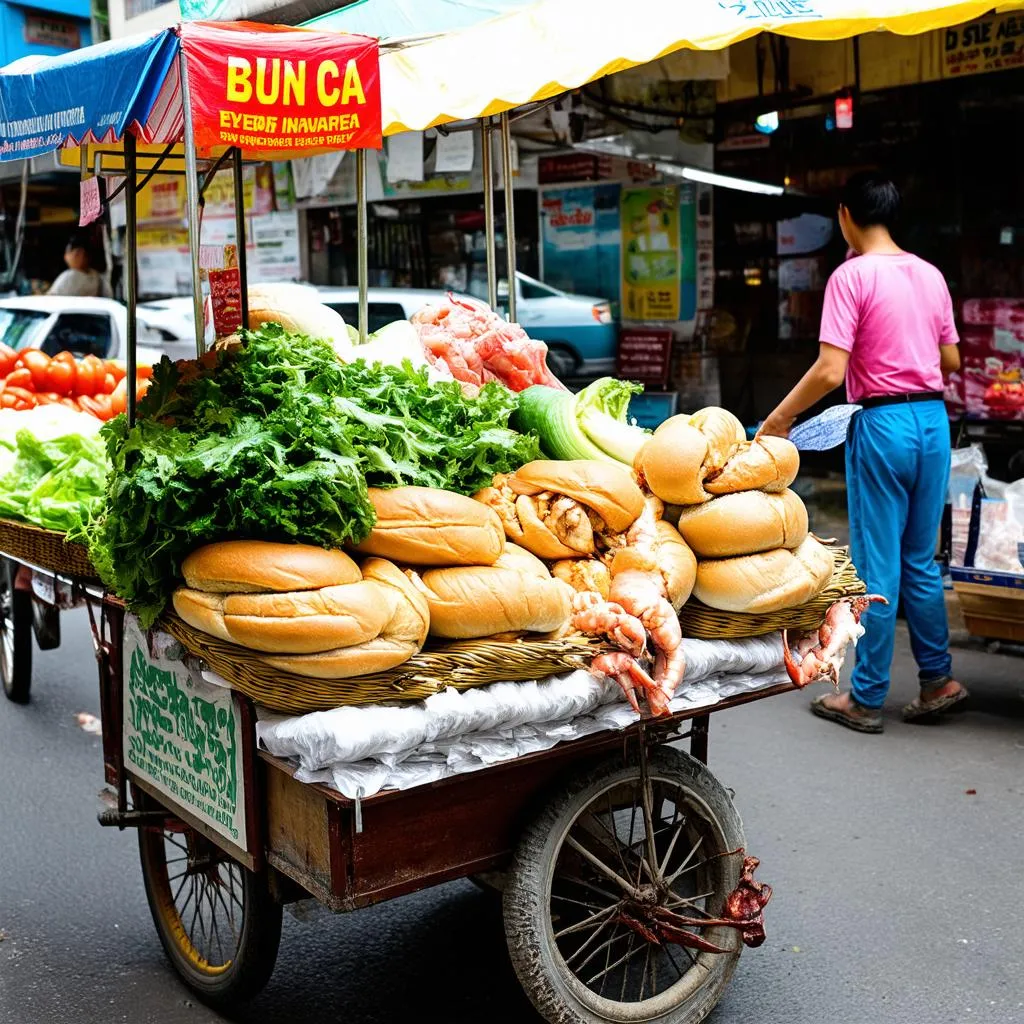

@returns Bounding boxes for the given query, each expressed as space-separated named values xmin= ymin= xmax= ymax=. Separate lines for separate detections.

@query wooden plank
xmin=264 ymin=762 xmax=336 ymax=904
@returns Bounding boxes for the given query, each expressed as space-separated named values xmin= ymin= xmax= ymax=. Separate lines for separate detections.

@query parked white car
xmin=0 ymin=296 xmax=183 ymax=365
xmin=139 ymin=273 xmax=617 ymax=378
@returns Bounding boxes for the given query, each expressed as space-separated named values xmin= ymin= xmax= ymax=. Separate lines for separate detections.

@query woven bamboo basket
xmin=162 ymin=614 xmax=611 ymax=715
xmin=0 ymin=517 xmax=99 ymax=581
xmin=679 ymin=546 xmax=865 ymax=640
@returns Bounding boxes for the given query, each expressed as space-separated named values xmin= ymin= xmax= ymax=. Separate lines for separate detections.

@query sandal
xmin=902 ymin=685 xmax=968 ymax=722
xmin=810 ymin=692 xmax=883 ymax=734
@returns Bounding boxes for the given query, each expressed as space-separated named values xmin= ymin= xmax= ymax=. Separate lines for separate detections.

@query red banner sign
xmin=180 ymin=22 xmax=382 ymax=159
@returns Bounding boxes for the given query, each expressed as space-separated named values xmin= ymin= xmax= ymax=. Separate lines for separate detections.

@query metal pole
xmin=179 ymin=49 xmax=204 ymax=357
xmin=356 ymin=149 xmax=368 ymax=343
xmin=480 ymin=118 xmax=497 ymax=309
xmin=124 ymin=133 xmax=139 ymax=426
xmin=232 ymin=147 xmax=249 ymax=333
xmin=499 ymin=111 xmax=517 ymax=322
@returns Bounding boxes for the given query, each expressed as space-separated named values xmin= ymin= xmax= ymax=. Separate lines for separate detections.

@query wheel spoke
xmin=551 ymin=893 xmax=604 ymax=913
xmin=565 ymin=837 xmax=636 ymax=897
xmin=663 ymin=835 xmax=704 ymax=887
xmin=573 ymin=923 xmax=631 ymax=976
xmin=584 ymin=933 xmax=646 ymax=988
xmin=657 ymin=804 xmax=685 ymax=879
xmin=214 ymin=875 xmax=239 ymax=949
xmin=554 ymin=903 xmax=617 ymax=940
xmin=563 ymin=916 xmax=615 ymax=968
xmin=638 ymin=941 xmax=652 ymax=1001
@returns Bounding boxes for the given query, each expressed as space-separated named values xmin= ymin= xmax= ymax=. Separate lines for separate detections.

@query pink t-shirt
xmin=819 ymin=252 xmax=958 ymax=402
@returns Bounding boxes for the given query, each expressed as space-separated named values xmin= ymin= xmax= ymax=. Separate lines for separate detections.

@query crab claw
xmin=782 ymin=628 xmax=803 ymax=688
xmin=850 ymin=594 xmax=889 ymax=619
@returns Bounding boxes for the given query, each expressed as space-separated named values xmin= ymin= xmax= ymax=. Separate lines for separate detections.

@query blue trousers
xmin=846 ymin=401 xmax=953 ymax=708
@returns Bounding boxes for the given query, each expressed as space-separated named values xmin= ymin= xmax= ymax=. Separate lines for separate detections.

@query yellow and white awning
xmin=374 ymin=0 xmax=1022 ymax=134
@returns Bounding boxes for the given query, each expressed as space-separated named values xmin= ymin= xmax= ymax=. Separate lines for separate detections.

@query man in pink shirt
xmin=760 ymin=173 xmax=967 ymax=733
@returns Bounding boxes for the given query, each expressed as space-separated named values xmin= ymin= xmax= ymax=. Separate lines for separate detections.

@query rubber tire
xmin=1 ymin=558 xmax=33 ymax=704
xmin=503 ymin=746 xmax=746 ymax=1024
xmin=135 ymin=790 xmax=283 ymax=1012
xmin=546 ymin=345 xmax=579 ymax=381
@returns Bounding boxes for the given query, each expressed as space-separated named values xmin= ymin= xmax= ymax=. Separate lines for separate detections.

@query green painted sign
xmin=123 ymin=616 xmax=247 ymax=849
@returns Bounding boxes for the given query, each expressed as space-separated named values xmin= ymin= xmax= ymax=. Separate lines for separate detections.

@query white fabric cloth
xmin=254 ymin=636 xmax=790 ymax=799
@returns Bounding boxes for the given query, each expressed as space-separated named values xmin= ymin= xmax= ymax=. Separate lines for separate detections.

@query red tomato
xmin=73 ymin=362 xmax=97 ymax=397
xmin=53 ymin=350 xmax=77 ymax=367
xmin=16 ymin=350 xmax=51 ymax=390
xmin=0 ymin=343 xmax=18 ymax=377
xmin=3 ymin=386 xmax=36 ymax=410
xmin=136 ymin=378 xmax=151 ymax=402
xmin=110 ymin=378 xmax=128 ymax=417
xmin=5 ymin=367 xmax=35 ymax=392
xmin=99 ymin=372 xmax=117 ymax=395
xmin=45 ymin=358 xmax=76 ymax=396
xmin=78 ymin=394 xmax=112 ymax=420
xmin=136 ymin=365 xmax=154 ymax=381
xmin=58 ymin=397 xmax=80 ymax=410
xmin=105 ymin=360 xmax=127 ymax=383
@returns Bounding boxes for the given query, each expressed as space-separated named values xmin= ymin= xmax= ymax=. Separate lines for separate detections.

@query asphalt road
xmin=1 ymin=610 xmax=1022 ymax=1024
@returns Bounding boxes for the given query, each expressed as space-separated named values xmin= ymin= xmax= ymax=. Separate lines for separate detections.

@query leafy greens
xmin=86 ymin=324 xmax=538 ymax=625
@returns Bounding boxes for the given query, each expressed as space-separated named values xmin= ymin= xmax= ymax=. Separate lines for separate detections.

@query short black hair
xmin=840 ymin=172 xmax=900 ymax=230
xmin=66 ymin=232 xmax=90 ymax=251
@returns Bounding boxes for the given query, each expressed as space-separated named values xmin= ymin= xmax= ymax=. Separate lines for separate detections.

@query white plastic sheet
xmin=255 ymin=636 xmax=789 ymax=799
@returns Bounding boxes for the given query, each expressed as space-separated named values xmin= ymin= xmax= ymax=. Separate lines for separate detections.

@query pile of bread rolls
xmin=172 ymin=488 xmax=574 ymax=678
xmin=475 ymin=460 xmax=697 ymax=611
xmin=635 ymin=408 xmax=834 ymax=614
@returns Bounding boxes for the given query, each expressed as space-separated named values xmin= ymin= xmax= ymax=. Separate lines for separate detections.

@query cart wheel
xmin=135 ymin=790 xmax=282 ymax=1010
xmin=1 ymin=558 xmax=33 ymax=704
xmin=504 ymin=746 xmax=746 ymax=1024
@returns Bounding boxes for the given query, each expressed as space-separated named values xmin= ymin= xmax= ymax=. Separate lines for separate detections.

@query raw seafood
xmin=782 ymin=595 xmax=888 ymax=688
xmin=411 ymin=294 xmax=568 ymax=392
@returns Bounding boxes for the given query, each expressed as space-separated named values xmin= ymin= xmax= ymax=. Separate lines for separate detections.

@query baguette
xmin=415 ymin=543 xmax=573 ymax=638
xmin=692 ymin=536 xmax=833 ymax=614
xmin=352 ymin=487 xmax=505 ymax=566
xmin=676 ymin=490 xmax=808 ymax=558
xmin=181 ymin=540 xmax=361 ymax=593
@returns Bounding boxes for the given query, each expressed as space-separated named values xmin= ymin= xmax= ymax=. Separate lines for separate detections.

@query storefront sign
xmin=621 ymin=186 xmax=682 ymax=321
xmin=943 ymin=13 xmax=1024 ymax=78
xmin=180 ymin=23 xmax=381 ymax=156
xmin=209 ymin=267 xmax=243 ymax=336
xmin=23 ymin=14 xmax=80 ymax=50
xmin=538 ymin=153 xmax=610 ymax=184
xmin=541 ymin=184 xmax=620 ymax=309
xmin=122 ymin=616 xmax=247 ymax=850
xmin=618 ymin=328 xmax=673 ymax=386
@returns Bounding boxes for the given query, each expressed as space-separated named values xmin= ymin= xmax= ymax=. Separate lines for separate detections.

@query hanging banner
xmin=541 ymin=184 xmax=620 ymax=308
xmin=621 ymin=186 xmax=681 ymax=322
xmin=179 ymin=23 xmax=381 ymax=158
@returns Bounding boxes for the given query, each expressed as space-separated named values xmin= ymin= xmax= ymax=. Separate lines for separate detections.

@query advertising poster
xmin=621 ymin=186 xmax=681 ymax=321
xmin=541 ymin=184 xmax=620 ymax=307
xmin=956 ymin=298 xmax=1024 ymax=420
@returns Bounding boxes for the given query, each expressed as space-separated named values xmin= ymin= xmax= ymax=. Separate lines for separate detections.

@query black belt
xmin=858 ymin=391 xmax=945 ymax=409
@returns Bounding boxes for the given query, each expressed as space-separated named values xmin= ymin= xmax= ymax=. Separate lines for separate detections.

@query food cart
xmin=0 ymin=3 xmax=985 ymax=1021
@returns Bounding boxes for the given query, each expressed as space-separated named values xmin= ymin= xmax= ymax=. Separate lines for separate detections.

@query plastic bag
xmin=948 ymin=444 xmax=1008 ymax=566
xmin=974 ymin=479 xmax=1024 ymax=573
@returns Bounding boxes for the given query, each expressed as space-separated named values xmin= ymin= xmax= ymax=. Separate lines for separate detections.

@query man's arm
xmin=940 ymin=343 xmax=960 ymax=376
xmin=757 ymin=343 xmax=849 ymax=438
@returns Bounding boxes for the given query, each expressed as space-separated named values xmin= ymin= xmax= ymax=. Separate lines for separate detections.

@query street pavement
xmin=1 ymin=609 xmax=1021 ymax=1024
